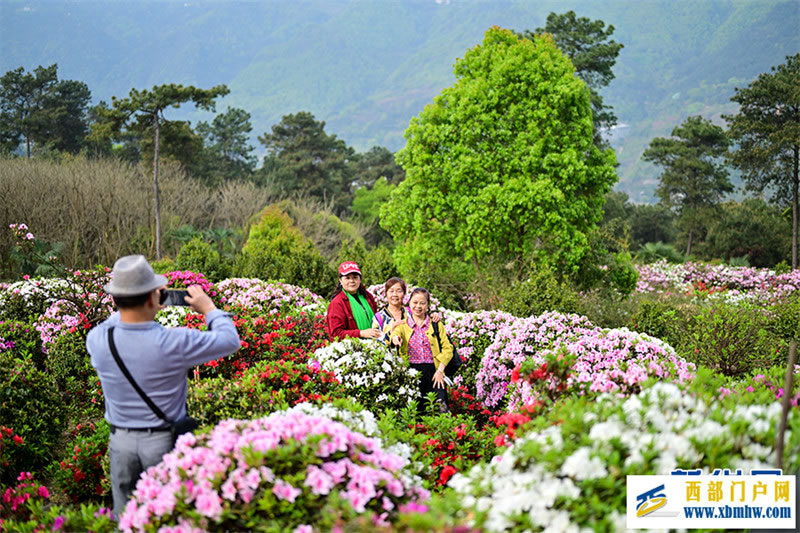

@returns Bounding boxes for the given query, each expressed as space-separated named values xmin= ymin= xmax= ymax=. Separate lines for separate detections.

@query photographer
xmin=86 ymin=255 xmax=240 ymax=518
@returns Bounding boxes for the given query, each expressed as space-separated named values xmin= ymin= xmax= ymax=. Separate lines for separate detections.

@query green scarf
xmin=345 ymin=291 xmax=374 ymax=330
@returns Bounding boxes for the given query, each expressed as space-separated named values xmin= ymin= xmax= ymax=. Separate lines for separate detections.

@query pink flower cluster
xmin=8 ymin=223 xmax=34 ymax=242
xmin=35 ymin=290 xmax=114 ymax=350
xmin=635 ymin=260 xmax=800 ymax=301
xmin=165 ymin=271 xmax=216 ymax=296
xmin=367 ymin=283 xmax=441 ymax=312
xmin=216 ymin=278 xmax=323 ymax=314
xmin=508 ymin=328 xmax=696 ymax=410
xmin=119 ymin=411 xmax=428 ymax=532
xmin=476 ymin=312 xmax=596 ymax=407
xmin=1 ymin=472 xmax=49 ymax=512
xmin=444 ymin=310 xmax=519 ymax=362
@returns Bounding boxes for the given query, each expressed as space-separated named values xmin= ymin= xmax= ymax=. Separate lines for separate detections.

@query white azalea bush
xmin=311 ymin=339 xmax=420 ymax=410
xmin=155 ymin=305 xmax=191 ymax=328
xmin=118 ymin=410 xmax=429 ymax=532
xmin=0 ymin=277 xmax=75 ymax=321
xmin=447 ymin=373 xmax=800 ymax=532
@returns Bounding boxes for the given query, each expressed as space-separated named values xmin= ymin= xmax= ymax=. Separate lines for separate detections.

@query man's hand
xmin=185 ymin=285 xmax=216 ymax=315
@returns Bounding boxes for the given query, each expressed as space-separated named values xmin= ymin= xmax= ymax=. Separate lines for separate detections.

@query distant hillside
xmin=1 ymin=0 xmax=798 ymax=201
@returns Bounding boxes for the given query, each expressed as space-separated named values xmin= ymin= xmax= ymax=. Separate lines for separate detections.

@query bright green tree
xmin=257 ymin=111 xmax=354 ymax=214
xmin=520 ymin=11 xmax=624 ymax=148
xmin=381 ymin=27 xmax=617 ymax=300
xmin=725 ymin=54 xmax=800 ymax=268
xmin=0 ymin=64 xmax=91 ymax=157
xmin=642 ymin=115 xmax=732 ymax=256
xmin=90 ymin=83 xmax=229 ymax=258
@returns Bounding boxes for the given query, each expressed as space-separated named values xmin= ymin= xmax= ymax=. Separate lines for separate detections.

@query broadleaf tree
xmin=520 ymin=11 xmax=624 ymax=148
xmin=642 ymin=115 xmax=732 ymax=256
xmin=90 ymin=83 xmax=229 ymax=258
xmin=381 ymin=27 xmax=618 ymax=302
xmin=725 ymin=54 xmax=800 ymax=268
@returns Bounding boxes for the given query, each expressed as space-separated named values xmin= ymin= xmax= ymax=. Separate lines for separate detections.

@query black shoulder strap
xmin=431 ymin=320 xmax=443 ymax=352
xmin=108 ymin=326 xmax=170 ymax=424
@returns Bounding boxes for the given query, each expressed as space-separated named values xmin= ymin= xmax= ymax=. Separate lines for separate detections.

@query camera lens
xmin=159 ymin=289 xmax=168 ymax=305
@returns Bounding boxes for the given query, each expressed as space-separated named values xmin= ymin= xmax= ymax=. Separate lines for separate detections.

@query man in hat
xmin=86 ymin=255 xmax=241 ymax=518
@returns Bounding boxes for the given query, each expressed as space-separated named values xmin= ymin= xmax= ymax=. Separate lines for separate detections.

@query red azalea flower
xmin=438 ymin=465 xmax=458 ymax=485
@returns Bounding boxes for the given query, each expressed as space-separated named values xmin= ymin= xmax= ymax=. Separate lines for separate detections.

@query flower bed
xmin=448 ymin=379 xmax=800 ymax=531
xmin=311 ymin=339 xmax=421 ymax=410
xmin=118 ymin=410 xmax=429 ymax=532
xmin=216 ymin=278 xmax=324 ymax=315
xmin=635 ymin=260 xmax=800 ymax=303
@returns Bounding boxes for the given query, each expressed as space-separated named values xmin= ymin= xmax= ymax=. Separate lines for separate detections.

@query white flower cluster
xmin=312 ymin=339 xmax=420 ymax=408
xmin=0 ymin=277 xmax=75 ymax=310
xmin=155 ymin=305 xmax=190 ymax=328
xmin=450 ymin=382 xmax=787 ymax=532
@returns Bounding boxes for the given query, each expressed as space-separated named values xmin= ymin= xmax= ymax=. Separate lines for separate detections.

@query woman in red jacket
xmin=326 ymin=261 xmax=382 ymax=341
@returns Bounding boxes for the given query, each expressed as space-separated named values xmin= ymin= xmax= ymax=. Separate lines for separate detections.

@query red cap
xmin=338 ymin=261 xmax=361 ymax=276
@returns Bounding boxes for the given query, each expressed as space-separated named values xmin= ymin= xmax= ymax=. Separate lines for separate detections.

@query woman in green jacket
xmin=391 ymin=287 xmax=453 ymax=413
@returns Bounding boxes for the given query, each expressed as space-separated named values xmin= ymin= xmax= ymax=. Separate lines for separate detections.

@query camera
xmin=161 ymin=289 xmax=190 ymax=307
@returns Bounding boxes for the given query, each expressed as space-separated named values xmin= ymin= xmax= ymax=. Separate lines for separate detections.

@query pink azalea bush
xmin=165 ymin=270 xmax=216 ymax=297
xmin=216 ymin=278 xmax=324 ymax=315
xmin=119 ymin=410 xmax=429 ymax=532
xmin=507 ymin=328 xmax=695 ymax=410
xmin=476 ymin=312 xmax=596 ymax=408
xmin=475 ymin=311 xmax=694 ymax=409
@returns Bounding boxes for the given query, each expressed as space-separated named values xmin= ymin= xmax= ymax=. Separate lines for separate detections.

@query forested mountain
xmin=1 ymin=0 xmax=797 ymax=200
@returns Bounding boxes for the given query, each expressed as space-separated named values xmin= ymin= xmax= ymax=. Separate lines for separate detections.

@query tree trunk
xmin=685 ymin=225 xmax=694 ymax=257
xmin=793 ymin=145 xmax=799 ymax=270
xmin=153 ymin=113 xmax=162 ymax=260
xmin=26 ymin=137 xmax=31 ymax=159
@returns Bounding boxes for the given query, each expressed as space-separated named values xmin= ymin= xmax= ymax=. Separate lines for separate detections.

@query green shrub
xmin=0 ymin=319 xmax=44 ymax=368
xmin=236 ymin=205 xmax=336 ymax=295
xmin=683 ymin=302 xmax=787 ymax=376
xmin=45 ymin=331 xmax=103 ymax=416
xmin=0 ymin=352 xmax=65 ymax=484
xmin=47 ymin=420 xmax=110 ymax=504
xmin=635 ymin=241 xmax=685 ymax=264
xmin=576 ymin=290 xmax=640 ymax=329
xmin=188 ymin=359 xmax=344 ymax=428
xmin=176 ymin=237 xmax=229 ymax=281
xmin=774 ymin=260 xmax=792 ymax=275
xmin=629 ymin=298 xmax=688 ymax=348
xmin=150 ymin=257 xmax=177 ymax=274
xmin=499 ymin=265 xmax=580 ymax=318
xmin=769 ymin=291 xmax=800 ymax=342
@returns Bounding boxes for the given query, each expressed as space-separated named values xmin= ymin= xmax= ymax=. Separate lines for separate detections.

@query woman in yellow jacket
xmin=390 ymin=288 xmax=453 ymax=413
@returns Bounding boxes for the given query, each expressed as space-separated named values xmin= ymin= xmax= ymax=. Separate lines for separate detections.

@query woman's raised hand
xmin=359 ymin=328 xmax=382 ymax=339
xmin=431 ymin=312 xmax=442 ymax=323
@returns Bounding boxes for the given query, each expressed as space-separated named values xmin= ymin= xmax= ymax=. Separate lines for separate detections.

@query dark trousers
xmin=411 ymin=362 xmax=448 ymax=411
